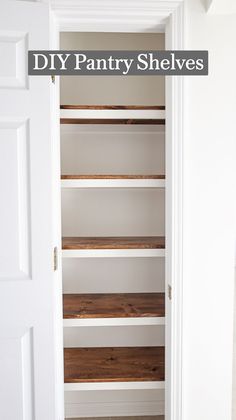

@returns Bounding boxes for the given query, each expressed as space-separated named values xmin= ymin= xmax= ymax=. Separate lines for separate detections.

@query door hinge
xmin=51 ymin=75 xmax=55 ymax=84
xmin=53 ymin=246 xmax=58 ymax=271
xmin=168 ymin=284 xmax=172 ymax=300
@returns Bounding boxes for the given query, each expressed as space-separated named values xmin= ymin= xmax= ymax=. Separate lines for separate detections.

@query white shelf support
xmin=60 ymin=109 xmax=165 ymax=120
xmin=63 ymin=316 xmax=165 ymax=327
xmin=64 ymin=381 xmax=165 ymax=392
xmin=61 ymin=179 xmax=165 ymax=189
xmin=62 ymin=249 xmax=165 ymax=258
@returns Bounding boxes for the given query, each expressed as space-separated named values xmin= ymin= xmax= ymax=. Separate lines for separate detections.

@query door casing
xmin=50 ymin=1 xmax=185 ymax=419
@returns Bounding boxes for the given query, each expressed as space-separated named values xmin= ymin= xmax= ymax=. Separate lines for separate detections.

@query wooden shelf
xmin=64 ymin=346 xmax=165 ymax=383
xmin=66 ymin=418 xmax=164 ymax=420
xmin=61 ymin=174 xmax=165 ymax=179
xmin=61 ymin=118 xmax=165 ymax=125
xmin=60 ymin=105 xmax=165 ymax=110
xmin=63 ymin=293 xmax=165 ymax=319
xmin=66 ymin=417 xmax=164 ymax=420
xmin=60 ymin=104 xmax=165 ymax=125
xmin=62 ymin=236 xmax=165 ymax=250
xmin=61 ymin=175 xmax=165 ymax=189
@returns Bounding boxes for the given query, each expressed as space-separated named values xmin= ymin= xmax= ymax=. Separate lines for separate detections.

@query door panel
xmin=0 ymin=120 xmax=31 ymax=280
xmin=0 ymin=328 xmax=34 ymax=420
xmin=0 ymin=2 xmax=62 ymax=420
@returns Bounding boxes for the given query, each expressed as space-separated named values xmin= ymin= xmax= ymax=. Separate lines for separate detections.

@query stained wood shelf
xmin=61 ymin=174 xmax=165 ymax=179
xmin=62 ymin=236 xmax=165 ymax=250
xmin=64 ymin=346 xmax=165 ymax=383
xmin=63 ymin=293 xmax=165 ymax=319
xmin=61 ymin=174 xmax=165 ymax=189
xmin=67 ymin=417 xmax=164 ymax=420
xmin=61 ymin=119 xmax=165 ymax=125
xmin=60 ymin=105 xmax=165 ymax=110
xmin=60 ymin=104 xmax=165 ymax=124
xmin=62 ymin=236 xmax=165 ymax=258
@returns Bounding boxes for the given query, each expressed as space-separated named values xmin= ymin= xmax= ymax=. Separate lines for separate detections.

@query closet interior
xmin=60 ymin=32 xmax=166 ymax=419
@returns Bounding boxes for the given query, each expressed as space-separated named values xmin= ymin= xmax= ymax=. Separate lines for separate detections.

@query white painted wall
xmin=60 ymin=32 xmax=165 ymax=105
xmin=206 ymin=0 xmax=236 ymax=14
xmin=61 ymin=125 xmax=165 ymax=175
xmin=183 ymin=2 xmax=236 ymax=420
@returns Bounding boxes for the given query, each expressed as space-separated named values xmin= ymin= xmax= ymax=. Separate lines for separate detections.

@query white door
xmin=0 ymin=2 xmax=63 ymax=420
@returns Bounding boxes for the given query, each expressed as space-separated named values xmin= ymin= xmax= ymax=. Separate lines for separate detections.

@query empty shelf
xmin=66 ymin=417 xmax=164 ymax=420
xmin=64 ymin=346 xmax=165 ymax=383
xmin=60 ymin=105 xmax=165 ymax=110
xmin=60 ymin=104 xmax=165 ymax=124
xmin=61 ymin=174 xmax=165 ymax=179
xmin=62 ymin=236 xmax=165 ymax=250
xmin=61 ymin=119 xmax=165 ymax=125
xmin=63 ymin=293 xmax=165 ymax=319
xmin=66 ymin=418 xmax=164 ymax=420
xmin=61 ymin=175 xmax=165 ymax=189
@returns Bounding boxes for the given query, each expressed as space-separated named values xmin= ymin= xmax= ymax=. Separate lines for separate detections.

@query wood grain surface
xmin=69 ymin=417 xmax=164 ymax=420
xmin=60 ymin=118 xmax=165 ymax=125
xmin=64 ymin=346 xmax=165 ymax=383
xmin=61 ymin=174 xmax=165 ymax=179
xmin=62 ymin=236 xmax=165 ymax=250
xmin=60 ymin=105 xmax=165 ymax=110
xmin=63 ymin=293 xmax=165 ymax=319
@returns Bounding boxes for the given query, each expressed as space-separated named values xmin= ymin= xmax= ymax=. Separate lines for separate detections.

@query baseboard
xmin=65 ymin=400 xmax=164 ymax=418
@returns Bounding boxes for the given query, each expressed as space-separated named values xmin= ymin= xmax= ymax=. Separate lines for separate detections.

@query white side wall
xmin=206 ymin=0 xmax=236 ymax=14
xmin=183 ymin=2 xmax=236 ymax=420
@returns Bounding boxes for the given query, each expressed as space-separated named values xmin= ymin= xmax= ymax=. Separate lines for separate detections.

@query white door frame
xmin=51 ymin=1 xmax=185 ymax=419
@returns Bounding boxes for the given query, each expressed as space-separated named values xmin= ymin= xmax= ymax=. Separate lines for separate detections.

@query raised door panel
xmin=0 ymin=121 xmax=31 ymax=280
xmin=0 ymin=31 xmax=28 ymax=89
xmin=0 ymin=328 xmax=34 ymax=420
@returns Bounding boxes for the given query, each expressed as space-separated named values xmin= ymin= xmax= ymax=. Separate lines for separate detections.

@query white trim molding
xmin=52 ymin=0 xmax=184 ymax=32
xmin=61 ymin=179 xmax=166 ymax=189
xmin=64 ymin=381 xmax=165 ymax=391
xmin=60 ymin=108 xmax=165 ymax=119
xmin=165 ymin=3 xmax=184 ymax=420
xmin=63 ymin=316 xmax=166 ymax=327
xmin=62 ymin=249 xmax=165 ymax=258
